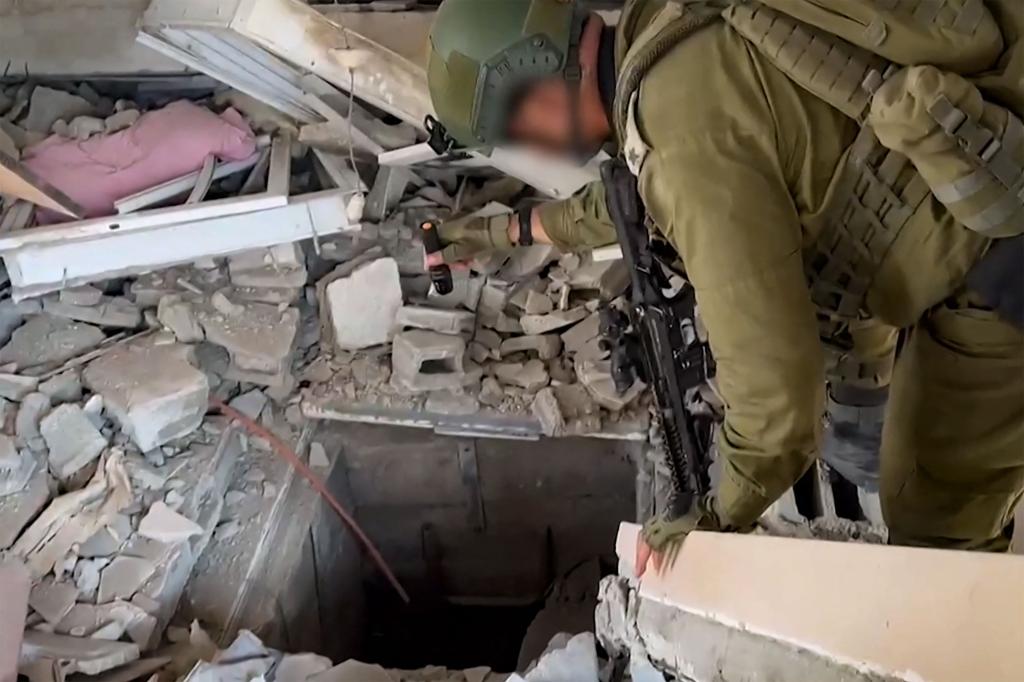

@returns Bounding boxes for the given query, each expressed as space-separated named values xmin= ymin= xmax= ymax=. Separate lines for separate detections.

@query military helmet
xmin=426 ymin=0 xmax=588 ymax=150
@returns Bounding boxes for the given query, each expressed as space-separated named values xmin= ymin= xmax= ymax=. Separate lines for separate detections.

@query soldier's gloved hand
xmin=634 ymin=494 xmax=725 ymax=577
xmin=430 ymin=213 xmax=513 ymax=265
xmin=821 ymin=385 xmax=887 ymax=492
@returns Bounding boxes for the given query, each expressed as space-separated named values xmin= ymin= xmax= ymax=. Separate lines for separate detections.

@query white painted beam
xmin=114 ymin=155 xmax=262 ymax=215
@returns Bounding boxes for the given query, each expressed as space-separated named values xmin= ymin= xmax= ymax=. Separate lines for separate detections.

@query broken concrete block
xmin=474 ymin=328 xmax=502 ymax=352
xmin=576 ymin=359 xmax=644 ymax=411
xmin=15 ymin=393 xmax=51 ymax=440
xmin=20 ymin=631 xmax=140 ymax=676
xmin=198 ymin=299 xmax=298 ymax=375
xmin=104 ymin=109 xmax=140 ymax=134
xmin=395 ymin=306 xmax=475 ymax=335
xmin=97 ymin=556 xmax=155 ymax=605
xmin=495 ymin=359 xmax=549 ymax=392
xmin=521 ymin=307 xmax=588 ymax=335
xmin=157 ymin=297 xmax=204 ymax=344
xmin=524 ymin=289 xmax=555 ymax=315
xmin=532 ymin=387 xmax=566 ymax=437
xmin=0 ymin=448 xmax=38 ymax=498
xmin=228 ymin=243 xmax=308 ymax=289
xmin=21 ymin=86 xmax=94 ymax=133
xmin=500 ymin=334 xmax=563 ymax=360
xmin=0 ymin=373 xmax=39 ymax=401
xmin=229 ymin=389 xmax=268 ymax=420
xmin=0 ymin=315 xmax=105 ymax=369
xmin=425 ymin=390 xmax=480 ymax=416
xmin=561 ymin=312 xmax=601 ymax=353
xmin=324 ymin=258 xmax=403 ymax=351
xmin=29 ymin=580 xmax=79 ymax=625
xmin=84 ymin=343 xmax=210 ymax=452
xmin=0 ymin=468 xmax=49 ymax=550
xmin=138 ymin=502 xmax=203 ymax=544
xmin=38 ymin=371 xmax=83 ymax=404
xmin=67 ymin=116 xmax=106 ymax=140
xmin=123 ymin=455 xmax=168 ymax=492
xmin=478 ymin=377 xmax=504 ymax=408
xmin=59 ymin=285 xmax=104 ymax=307
xmin=467 ymin=342 xmax=492 ymax=364
xmin=41 ymin=404 xmax=108 ymax=481
xmin=493 ymin=312 xmax=524 ymax=334
xmin=390 ymin=330 xmax=471 ymax=394
xmin=43 ymin=296 xmax=142 ymax=330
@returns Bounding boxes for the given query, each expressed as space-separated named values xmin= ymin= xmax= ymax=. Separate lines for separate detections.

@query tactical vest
xmin=615 ymin=0 xmax=1024 ymax=320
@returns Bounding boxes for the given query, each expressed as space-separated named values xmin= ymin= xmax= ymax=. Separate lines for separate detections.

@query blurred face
xmin=506 ymin=77 xmax=601 ymax=157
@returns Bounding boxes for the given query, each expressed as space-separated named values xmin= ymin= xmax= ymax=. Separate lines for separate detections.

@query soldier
xmin=424 ymin=0 xmax=1024 ymax=555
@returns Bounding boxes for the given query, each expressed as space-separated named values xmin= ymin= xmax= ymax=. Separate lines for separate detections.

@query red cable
xmin=209 ymin=397 xmax=411 ymax=604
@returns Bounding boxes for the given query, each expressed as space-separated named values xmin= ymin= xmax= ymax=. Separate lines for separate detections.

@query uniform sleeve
xmin=535 ymin=181 xmax=618 ymax=251
xmin=640 ymin=127 xmax=826 ymax=528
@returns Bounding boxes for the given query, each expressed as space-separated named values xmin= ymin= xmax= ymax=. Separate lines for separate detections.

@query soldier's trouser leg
xmin=881 ymin=295 xmax=1024 ymax=551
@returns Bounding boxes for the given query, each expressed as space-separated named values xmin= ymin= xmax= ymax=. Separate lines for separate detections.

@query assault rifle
xmin=599 ymin=159 xmax=716 ymax=516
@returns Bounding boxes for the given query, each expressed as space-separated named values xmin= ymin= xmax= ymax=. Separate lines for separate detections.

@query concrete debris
xmin=28 ymin=580 xmax=79 ymax=626
xmin=0 ymin=373 xmax=40 ymax=401
xmin=521 ymin=308 xmax=588 ymax=336
xmin=500 ymin=335 xmax=563 ymax=360
xmin=15 ymin=393 xmax=51 ymax=440
xmin=323 ymin=258 xmax=403 ymax=351
xmin=277 ymin=653 xmax=334 ymax=682
xmin=228 ymin=244 xmax=308 ymax=289
xmin=0 ymin=315 xmax=105 ymax=370
xmin=396 ymin=306 xmax=475 ymax=335
xmin=20 ymin=630 xmax=140 ymax=676
xmin=0 ymin=468 xmax=49 ymax=549
xmin=576 ymin=359 xmax=644 ymax=412
xmin=84 ymin=343 xmax=210 ymax=451
xmin=138 ymin=502 xmax=203 ymax=544
xmin=308 ymin=442 xmax=330 ymax=469
xmin=43 ymin=297 xmax=142 ymax=330
xmin=157 ymin=297 xmax=204 ymax=344
xmin=478 ymin=377 xmax=505 ymax=408
xmin=560 ymin=312 xmax=601 ymax=354
xmin=38 ymin=371 xmax=83 ymax=404
xmin=524 ymin=289 xmax=555 ymax=315
xmin=97 ymin=556 xmax=156 ymax=605
xmin=60 ymin=286 xmax=104 ymax=307
xmin=425 ymin=390 xmax=480 ymax=416
xmin=495 ymin=360 xmax=549 ymax=393
xmin=40 ymin=404 xmax=108 ymax=481
xmin=22 ymin=86 xmax=95 ymax=133
xmin=391 ymin=330 xmax=472 ymax=394
xmin=228 ymin=390 xmax=268 ymax=420
xmin=532 ymin=388 xmax=566 ymax=438
xmin=510 ymin=632 xmax=599 ymax=682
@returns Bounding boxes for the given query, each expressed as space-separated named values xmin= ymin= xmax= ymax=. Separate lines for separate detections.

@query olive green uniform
xmin=540 ymin=1 xmax=1024 ymax=549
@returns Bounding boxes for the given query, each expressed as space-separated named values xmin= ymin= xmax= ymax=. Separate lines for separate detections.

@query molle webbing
xmin=723 ymin=3 xmax=894 ymax=121
xmin=805 ymin=127 xmax=931 ymax=318
xmin=873 ymin=0 xmax=989 ymax=34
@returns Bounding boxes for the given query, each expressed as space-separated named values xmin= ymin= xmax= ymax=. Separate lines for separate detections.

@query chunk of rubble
xmin=21 ymin=86 xmax=94 ymax=132
xmin=391 ymin=330 xmax=475 ymax=394
xmin=0 ymin=298 xmax=41 ymax=346
xmin=56 ymin=601 xmax=155 ymax=645
xmin=228 ymin=244 xmax=308 ymax=289
xmin=576 ymin=359 xmax=645 ymax=411
xmin=520 ymin=307 xmax=588 ymax=335
xmin=228 ymin=389 xmax=268 ymax=420
xmin=0 ymin=315 xmax=105 ymax=369
xmin=97 ymin=556 xmax=156 ymax=604
xmin=308 ymin=442 xmax=330 ymax=469
xmin=14 ymin=393 xmax=50 ymax=440
xmin=561 ymin=312 xmax=601 ymax=354
xmin=532 ymin=387 xmax=566 ymax=437
xmin=43 ymin=297 xmax=142 ymax=329
xmin=60 ymin=285 xmax=104 ymax=307
xmin=478 ymin=377 xmax=504 ymax=407
xmin=0 ymin=445 xmax=37 ymax=498
xmin=500 ymin=334 xmax=563 ymax=360
xmin=524 ymin=289 xmax=555 ymax=315
xmin=425 ymin=390 xmax=480 ymax=416
xmin=323 ymin=258 xmax=403 ymax=351
xmin=29 ymin=580 xmax=79 ymax=625
xmin=198 ymin=297 xmax=299 ymax=376
xmin=138 ymin=502 xmax=203 ymax=544
xmin=0 ymin=373 xmax=38 ymax=401
xmin=0 ymin=468 xmax=49 ymax=549
xmin=395 ymin=306 xmax=475 ymax=335
xmin=41 ymin=405 xmax=108 ymax=481
xmin=38 ymin=371 xmax=83 ymax=404
xmin=495 ymin=360 xmax=550 ymax=392
xmin=157 ymin=296 xmax=204 ymax=344
xmin=84 ymin=343 xmax=210 ymax=451
xmin=20 ymin=631 xmax=140 ymax=676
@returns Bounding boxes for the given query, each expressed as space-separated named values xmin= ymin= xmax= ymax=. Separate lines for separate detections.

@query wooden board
xmin=0 ymin=150 xmax=84 ymax=218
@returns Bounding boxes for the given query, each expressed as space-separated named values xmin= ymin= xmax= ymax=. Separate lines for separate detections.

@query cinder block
xmin=390 ymin=330 xmax=475 ymax=394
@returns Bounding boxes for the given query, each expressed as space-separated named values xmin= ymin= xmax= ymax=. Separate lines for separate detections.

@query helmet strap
xmin=564 ymin=14 xmax=587 ymax=163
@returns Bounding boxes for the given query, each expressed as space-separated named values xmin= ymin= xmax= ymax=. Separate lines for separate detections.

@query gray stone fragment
xmin=0 ymin=298 xmax=39 ymax=345
xmin=0 ymin=315 xmax=105 ymax=369
xmin=29 ymin=580 xmax=79 ymax=625
xmin=0 ymin=467 xmax=49 ymax=549
xmin=323 ymin=257 xmax=403 ymax=351
xmin=308 ymin=442 xmax=330 ymax=469
xmin=59 ymin=285 xmax=104 ymax=307
xmin=532 ymin=387 xmax=565 ymax=437
xmin=41 ymin=404 xmax=108 ymax=481
xmin=425 ymin=390 xmax=479 ymax=416
xmin=520 ymin=307 xmax=588 ymax=335
xmin=97 ymin=556 xmax=155 ymax=604
xmin=22 ymin=86 xmax=94 ymax=132
xmin=478 ymin=377 xmax=504 ymax=407
xmin=228 ymin=389 xmax=268 ymax=420
xmin=15 ymin=392 xmax=51 ymax=440
xmin=124 ymin=455 xmax=168 ymax=491
xmin=500 ymin=334 xmax=563 ymax=360
xmin=138 ymin=501 xmax=203 ymax=543
xmin=492 ymin=312 xmax=523 ymax=334
xmin=474 ymin=328 xmax=502 ymax=352
xmin=0 ymin=445 xmax=37 ymax=497
xmin=576 ymin=358 xmax=645 ymax=411
xmin=228 ymin=244 xmax=308 ymax=289
xmin=198 ymin=300 xmax=298 ymax=375
xmin=467 ymin=342 xmax=492 ymax=364
xmin=43 ymin=297 xmax=142 ymax=330
xmin=495 ymin=359 xmax=549 ymax=392
xmin=38 ymin=371 xmax=83 ymax=404
xmin=395 ymin=305 xmax=475 ymax=335
xmin=83 ymin=342 xmax=209 ymax=452
xmin=74 ymin=559 xmax=104 ymax=602
xmin=561 ymin=311 xmax=601 ymax=353
xmin=0 ymin=372 xmax=39 ymax=401
xmin=156 ymin=296 xmax=204 ymax=344
xmin=524 ymin=289 xmax=555 ymax=315
xmin=79 ymin=527 xmax=124 ymax=559
xmin=20 ymin=631 xmax=140 ymax=676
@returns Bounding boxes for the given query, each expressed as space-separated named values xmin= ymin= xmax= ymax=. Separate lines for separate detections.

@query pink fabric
xmin=22 ymin=100 xmax=256 ymax=223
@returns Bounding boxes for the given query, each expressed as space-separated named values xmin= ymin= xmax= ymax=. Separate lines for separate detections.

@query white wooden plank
xmin=185 ymin=155 xmax=217 ymax=205
xmin=267 ymin=133 xmax=293 ymax=197
xmin=115 ymin=155 xmax=261 ymax=214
